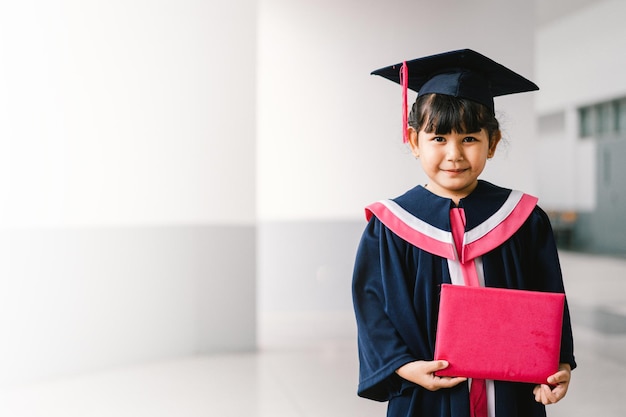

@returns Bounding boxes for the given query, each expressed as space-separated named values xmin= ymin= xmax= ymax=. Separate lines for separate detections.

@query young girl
xmin=352 ymin=49 xmax=576 ymax=417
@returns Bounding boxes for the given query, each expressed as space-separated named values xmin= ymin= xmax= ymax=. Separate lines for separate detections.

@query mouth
xmin=443 ymin=168 xmax=468 ymax=174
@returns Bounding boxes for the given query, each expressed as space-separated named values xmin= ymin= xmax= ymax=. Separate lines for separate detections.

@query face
xmin=408 ymin=127 xmax=501 ymax=204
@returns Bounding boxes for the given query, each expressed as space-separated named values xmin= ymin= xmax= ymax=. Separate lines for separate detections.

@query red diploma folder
xmin=434 ymin=284 xmax=565 ymax=384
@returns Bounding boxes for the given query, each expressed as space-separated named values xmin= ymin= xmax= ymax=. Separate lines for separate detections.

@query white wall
xmin=0 ymin=0 xmax=257 ymax=387
xmin=0 ymin=0 xmax=256 ymax=227
xmin=535 ymin=0 xmax=626 ymax=114
xmin=534 ymin=0 xmax=626 ymax=210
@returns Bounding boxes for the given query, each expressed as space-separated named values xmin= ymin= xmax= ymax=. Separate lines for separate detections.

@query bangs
xmin=411 ymin=94 xmax=497 ymax=135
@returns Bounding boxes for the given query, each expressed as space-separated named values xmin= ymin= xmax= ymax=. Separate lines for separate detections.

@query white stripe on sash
xmin=377 ymin=199 xmax=452 ymax=243
xmin=464 ymin=190 xmax=524 ymax=245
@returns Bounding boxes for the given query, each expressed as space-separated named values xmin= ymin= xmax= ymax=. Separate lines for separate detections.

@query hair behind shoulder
xmin=408 ymin=94 xmax=500 ymax=143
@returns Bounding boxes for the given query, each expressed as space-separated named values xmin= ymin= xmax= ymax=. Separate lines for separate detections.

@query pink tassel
xmin=400 ymin=61 xmax=408 ymax=143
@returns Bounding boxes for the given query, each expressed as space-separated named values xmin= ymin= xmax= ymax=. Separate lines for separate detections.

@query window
xmin=579 ymin=106 xmax=594 ymax=137
xmin=578 ymin=96 xmax=626 ymax=139
xmin=596 ymin=102 xmax=612 ymax=135
xmin=616 ymin=98 xmax=626 ymax=134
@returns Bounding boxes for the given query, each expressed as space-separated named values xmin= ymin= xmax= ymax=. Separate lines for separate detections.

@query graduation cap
xmin=371 ymin=49 xmax=539 ymax=142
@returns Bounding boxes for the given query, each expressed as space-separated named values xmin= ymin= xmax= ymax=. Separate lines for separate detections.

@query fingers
xmin=428 ymin=360 xmax=451 ymax=372
xmin=424 ymin=361 xmax=467 ymax=391
xmin=547 ymin=369 xmax=570 ymax=385
xmin=534 ymin=384 xmax=554 ymax=404
xmin=397 ymin=360 xmax=467 ymax=391
xmin=533 ymin=381 xmax=568 ymax=405
xmin=432 ymin=376 xmax=468 ymax=390
xmin=534 ymin=362 xmax=572 ymax=405
xmin=421 ymin=375 xmax=467 ymax=391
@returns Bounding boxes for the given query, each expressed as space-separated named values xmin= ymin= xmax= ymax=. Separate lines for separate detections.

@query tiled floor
xmin=1 ymin=250 xmax=625 ymax=416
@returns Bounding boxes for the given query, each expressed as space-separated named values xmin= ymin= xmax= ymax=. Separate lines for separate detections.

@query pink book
xmin=434 ymin=284 xmax=565 ymax=384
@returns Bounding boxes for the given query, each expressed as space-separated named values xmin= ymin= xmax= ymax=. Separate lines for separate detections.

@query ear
xmin=407 ymin=127 xmax=420 ymax=158
xmin=487 ymin=130 xmax=502 ymax=158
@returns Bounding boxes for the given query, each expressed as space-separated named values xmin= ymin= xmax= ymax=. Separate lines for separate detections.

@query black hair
xmin=408 ymin=94 xmax=500 ymax=143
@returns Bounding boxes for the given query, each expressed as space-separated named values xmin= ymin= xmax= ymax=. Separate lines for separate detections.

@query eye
xmin=433 ymin=136 xmax=446 ymax=143
xmin=463 ymin=136 xmax=478 ymax=143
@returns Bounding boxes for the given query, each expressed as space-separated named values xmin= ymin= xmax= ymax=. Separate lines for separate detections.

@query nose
xmin=446 ymin=143 xmax=464 ymax=162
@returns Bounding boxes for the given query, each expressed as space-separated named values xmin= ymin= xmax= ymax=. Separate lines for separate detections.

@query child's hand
xmin=396 ymin=360 xmax=467 ymax=391
xmin=533 ymin=363 xmax=572 ymax=405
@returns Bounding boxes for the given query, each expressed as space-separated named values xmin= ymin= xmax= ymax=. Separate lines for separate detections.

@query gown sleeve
xmin=529 ymin=207 xmax=577 ymax=370
xmin=352 ymin=217 xmax=418 ymax=401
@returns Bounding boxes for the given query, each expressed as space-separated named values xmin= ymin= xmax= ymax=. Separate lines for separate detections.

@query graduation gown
xmin=352 ymin=180 xmax=576 ymax=417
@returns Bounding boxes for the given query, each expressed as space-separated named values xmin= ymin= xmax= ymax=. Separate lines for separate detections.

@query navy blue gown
xmin=352 ymin=180 xmax=576 ymax=417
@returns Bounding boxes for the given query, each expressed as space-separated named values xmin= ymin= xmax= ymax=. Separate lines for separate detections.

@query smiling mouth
xmin=444 ymin=168 xmax=468 ymax=174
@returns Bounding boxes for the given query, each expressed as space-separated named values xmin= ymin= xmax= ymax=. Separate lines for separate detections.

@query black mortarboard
xmin=371 ymin=49 xmax=539 ymax=142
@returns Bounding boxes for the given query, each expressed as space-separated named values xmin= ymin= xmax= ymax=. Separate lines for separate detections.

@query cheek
xmin=467 ymin=149 xmax=489 ymax=169
xmin=417 ymin=154 xmax=439 ymax=172
xmin=473 ymin=155 xmax=489 ymax=171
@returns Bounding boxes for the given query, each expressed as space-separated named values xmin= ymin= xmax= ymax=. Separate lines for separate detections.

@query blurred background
xmin=0 ymin=0 xmax=624 ymax=416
